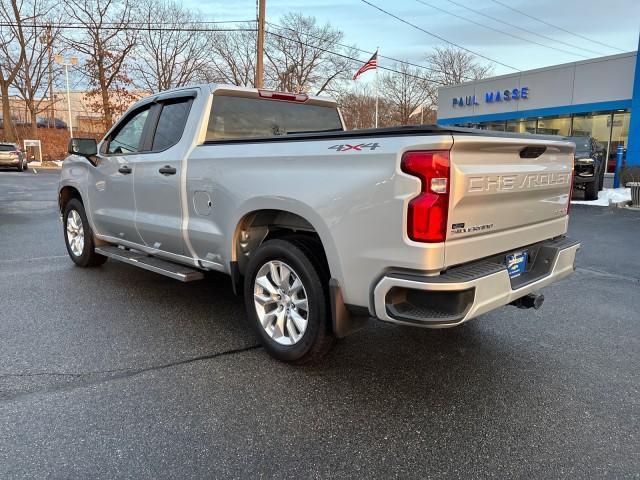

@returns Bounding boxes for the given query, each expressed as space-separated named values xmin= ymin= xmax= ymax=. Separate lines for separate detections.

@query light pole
xmin=55 ymin=55 xmax=77 ymax=137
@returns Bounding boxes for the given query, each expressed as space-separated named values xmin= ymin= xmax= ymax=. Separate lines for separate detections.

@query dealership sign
xmin=453 ymin=87 xmax=529 ymax=108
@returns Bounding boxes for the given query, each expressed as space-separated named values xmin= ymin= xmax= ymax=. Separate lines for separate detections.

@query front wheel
xmin=63 ymin=198 xmax=108 ymax=267
xmin=244 ymin=238 xmax=334 ymax=363
xmin=584 ymin=179 xmax=598 ymax=201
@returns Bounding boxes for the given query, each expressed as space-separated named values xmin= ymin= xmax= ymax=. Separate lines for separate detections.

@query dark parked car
xmin=565 ymin=135 xmax=605 ymax=201
xmin=0 ymin=142 xmax=27 ymax=171
xmin=36 ymin=117 xmax=68 ymax=129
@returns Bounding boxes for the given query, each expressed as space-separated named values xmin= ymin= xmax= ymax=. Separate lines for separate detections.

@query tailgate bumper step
xmin=373 ymin=237 xmax=580 ymax=328
xmin=95 ymin=246 xmax=204 ymax=282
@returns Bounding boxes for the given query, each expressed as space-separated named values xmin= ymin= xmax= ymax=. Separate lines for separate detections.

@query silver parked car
xmin=0 ymin=142 xmax=27 ymax=171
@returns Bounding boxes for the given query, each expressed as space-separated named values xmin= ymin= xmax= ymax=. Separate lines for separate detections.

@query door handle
xmin=118 ymin=165 xmax=132 ymax=174
xmin=159 ymin=165 xmax=177 ymax=175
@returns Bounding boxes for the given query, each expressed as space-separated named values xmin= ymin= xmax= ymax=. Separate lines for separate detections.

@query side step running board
xmin=95 ymin=246 xmax=204 ymax=282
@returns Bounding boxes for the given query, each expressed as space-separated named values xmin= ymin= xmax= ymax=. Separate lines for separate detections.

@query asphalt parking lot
xmin=1 ymin=169 xmax=638 ymax=479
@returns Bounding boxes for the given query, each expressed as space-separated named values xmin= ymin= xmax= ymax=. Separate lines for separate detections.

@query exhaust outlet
xmin=510 ymin=293 xmax=545 ymax=310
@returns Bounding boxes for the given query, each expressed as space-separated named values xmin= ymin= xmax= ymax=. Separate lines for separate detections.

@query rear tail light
xmin=258 ymin=90 xmax=308 ymax=102
xmin=401 ymin=150 xmax=450 ymax=243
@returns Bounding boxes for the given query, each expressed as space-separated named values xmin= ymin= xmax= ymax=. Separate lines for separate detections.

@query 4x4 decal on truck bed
xmin=328 ymin=143 xmax=380 ymax=152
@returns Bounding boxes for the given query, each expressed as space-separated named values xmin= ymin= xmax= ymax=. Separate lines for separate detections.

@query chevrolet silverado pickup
xmin=59 ymin=84 xmax=580 ymax=363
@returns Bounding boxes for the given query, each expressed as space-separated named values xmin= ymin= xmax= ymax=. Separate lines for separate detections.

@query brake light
xmin=258 ymin=90 xmax=308 ymax=102
xmin=401 ymin=150 xmax=450 ymax=243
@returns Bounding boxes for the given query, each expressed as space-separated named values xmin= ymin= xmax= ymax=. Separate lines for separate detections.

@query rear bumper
xmin=373 ymin=237 xmax=580 ymax=328
xmin=0 ymin=158 xmax=20 ymax=166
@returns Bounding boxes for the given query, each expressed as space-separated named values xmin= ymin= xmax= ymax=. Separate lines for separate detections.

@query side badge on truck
xmin=328 ymin=143 xmax=380 ymax=152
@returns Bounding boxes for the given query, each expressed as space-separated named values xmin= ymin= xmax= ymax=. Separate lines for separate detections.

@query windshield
xmin=564 ymin=136 xmax=591 ymax=154
xmin=0 ymin=144 xmax=16 ymax=152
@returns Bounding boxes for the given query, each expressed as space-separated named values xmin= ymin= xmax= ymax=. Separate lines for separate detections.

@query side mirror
xmin=68 ymin=138 xmax=97 ymax=157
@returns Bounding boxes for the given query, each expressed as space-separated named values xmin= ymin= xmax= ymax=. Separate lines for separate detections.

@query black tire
xmin=244 ymin=237 xmax=334 ymax=364
xmin=17 ymin=159 xmax=23 ymax=172
xmin=23 ymin=160 xmax=28 ymax=171
xmin=598 ymin=166 xmax=605 ymax=191
xmin=584 ymin=178 xmax=598 ymax=201
xmin=63 ymin=198 xmax=108 ymax=267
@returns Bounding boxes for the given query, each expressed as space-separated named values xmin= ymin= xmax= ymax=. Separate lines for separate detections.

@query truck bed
xmin=203 ymin=125 xmax=566 ymax=145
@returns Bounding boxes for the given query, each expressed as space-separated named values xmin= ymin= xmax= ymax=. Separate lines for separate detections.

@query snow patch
xmin=571 ymin=187 xmax=631 ymax=206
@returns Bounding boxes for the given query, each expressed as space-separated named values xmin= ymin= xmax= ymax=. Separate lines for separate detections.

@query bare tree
xmin=11 ymin=2 xmax=62 ymax=138
xmin=382 ymin=62 xmax=432 ymax=126
xmin=207 ymin=24 xmax=256 ymax=87
xmin=425 ymin=46 xmax=493 ymax=106
xmin=265 ymin=13 xmax=356 ymax=95
xmin=0 ymin=0 xmax=27 ymax=142
xmin=337 ymin=85 xmax=395 ymax=130
xmin=63 ymin=0 xmax=137 ymax=128
xmin=132 ymin=0 xmax=211 ymax=93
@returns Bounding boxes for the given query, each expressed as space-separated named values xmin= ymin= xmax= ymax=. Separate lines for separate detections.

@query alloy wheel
xmin=253 ymin=260 xmax=309 ymax=346
xmin=66 ymin=210 xmax=85 ymax=257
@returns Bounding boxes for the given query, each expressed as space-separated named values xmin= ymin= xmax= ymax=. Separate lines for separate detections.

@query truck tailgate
xmin=445 ymin=135 xmax=574 ymax=267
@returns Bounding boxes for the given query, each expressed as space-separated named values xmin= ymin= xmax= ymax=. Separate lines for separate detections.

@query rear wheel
xmin=244 ymin=238 xmax=333 ymax=363
xmin=584 ymin=179 xmax=598 ymax=201
xmin=63 ymin=198 xmax=108 ymax=267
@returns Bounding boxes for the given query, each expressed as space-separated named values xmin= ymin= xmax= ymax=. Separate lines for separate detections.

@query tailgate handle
xmin=520 ymin=146 xmax=547 ymax=159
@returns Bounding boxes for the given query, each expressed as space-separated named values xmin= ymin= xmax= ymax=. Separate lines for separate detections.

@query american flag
xmin=353 ymin=50 xmax=378 ymax=80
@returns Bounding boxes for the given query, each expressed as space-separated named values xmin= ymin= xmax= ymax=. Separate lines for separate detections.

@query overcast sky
xmin=184 ymin=0 xmax=640 ymax=77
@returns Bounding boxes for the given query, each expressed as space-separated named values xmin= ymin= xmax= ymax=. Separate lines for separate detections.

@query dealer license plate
xmin=506 ymin=251 xmax=528 ymax=279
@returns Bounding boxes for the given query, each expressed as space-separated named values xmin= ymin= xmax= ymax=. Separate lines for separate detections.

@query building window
xmin=506 ymin=119 xmax=536 ymax=134
xmin=571 ymin=113 xmax=612 ymax=171
xmin=536 ymin=116 xmax=571 ymax=136
xmin=483 ymin=121 xmax=506 ymax=132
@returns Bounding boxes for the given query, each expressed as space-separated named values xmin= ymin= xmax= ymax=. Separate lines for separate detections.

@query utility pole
xmin=255 ymin=0 xmax=266 ymax=88
xmin=39 ymin=24 xmax=55 ymax=127
xmin=47 ymin=25 xmax=54 ymax=128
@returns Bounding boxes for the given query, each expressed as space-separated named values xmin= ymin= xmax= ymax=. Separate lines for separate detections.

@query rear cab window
xmin=205 ymin=94 xmax=343 ymax=141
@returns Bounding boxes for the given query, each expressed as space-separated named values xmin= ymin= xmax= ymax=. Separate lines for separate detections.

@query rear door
xmin=445 ymin=134 xmax=574 ymax=267
xmin=132 ymin=93 xmax=195 ymax=256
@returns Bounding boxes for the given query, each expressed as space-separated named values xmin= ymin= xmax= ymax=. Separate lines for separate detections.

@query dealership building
xmin=437 ymin=47 xmax=640 ymax=173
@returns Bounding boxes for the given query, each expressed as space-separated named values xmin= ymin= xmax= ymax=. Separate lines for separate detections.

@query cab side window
xmin=151 ymin=98 xmax=193 ymax=151
xmin=106 ymin=107 xmax=151 ymax=154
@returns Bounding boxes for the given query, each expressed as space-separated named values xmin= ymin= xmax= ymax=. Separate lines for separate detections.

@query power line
xmin=266 ymin=20 xmax=477 ymax=81
xmin=490 ymin=0 xmax=627 ymax=54
xmin=414 ymin=0 xmax=591 ymax=59
xmin=440 ymin=0 xmax=609 ymax=57
xmin=360 ymin=0 xmax=520 ymax=71
xmin=266 ymin=29 xmax=448 ymax=86
xmin=0 ymin=22 xmax=255 ymax=33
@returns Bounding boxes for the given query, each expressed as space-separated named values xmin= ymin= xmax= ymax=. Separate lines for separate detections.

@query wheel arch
xmin=230 ymin=204 xmax=342 ymax=284
xmin=58 ymin=185 xmax=83 ymax=214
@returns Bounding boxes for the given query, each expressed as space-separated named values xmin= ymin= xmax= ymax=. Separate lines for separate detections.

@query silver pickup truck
xmin=59 ymin=84 xmax=580 ymax=363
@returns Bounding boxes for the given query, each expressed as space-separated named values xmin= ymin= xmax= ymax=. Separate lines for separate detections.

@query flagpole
xmin=375 ymin=47 xmax=379 ymax=128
